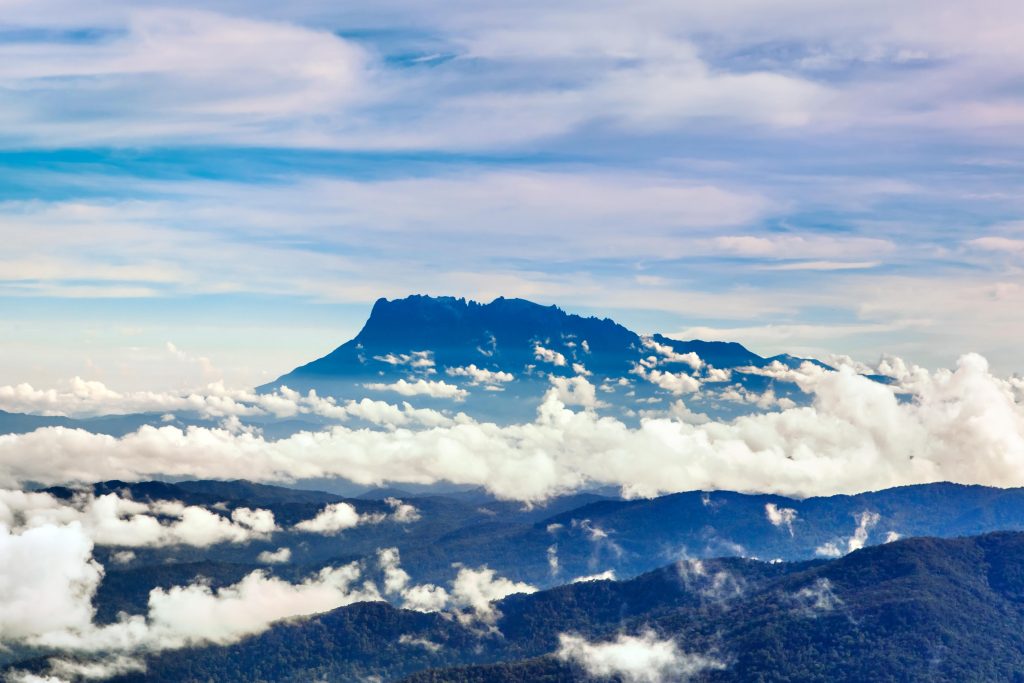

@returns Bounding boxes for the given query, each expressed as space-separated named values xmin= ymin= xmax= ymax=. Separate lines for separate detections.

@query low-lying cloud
xmin=376 ymin=547 xmax=536 ymax=623
xmin=362 ymin=379 xmax=468 ymax=401
xmin=791 ymin=578 xmax=843 ymax=616
xmin=1 ymin=520 xmax=536 ymax=680
xmin=557 ymin=630 xmax=724 ymax=683
xmin=0 ymin=379 xmax=456 ymax=428
xmin=0 ymin=489 xmax=275 ymax=548
xmin=293 ymin=498 xmax=420 ymax=534
xmin=816 ymin=510 xmax=881 ymax=557
xmin=0 ymin=521 xmax=378 ymax=654
xmin=446 ymin=364 xmax=515 ymax=388
xmin=765 ymin=503 xmax=798 ymax=536
xmin=0 ymin=353 xmax=1021 ymax=503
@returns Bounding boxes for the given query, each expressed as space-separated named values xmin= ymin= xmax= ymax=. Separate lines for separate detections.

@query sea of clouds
xmin=0 ymin=352 xmax=1021 ymax=502
xmin=1 ymin=350 xmax=1023 ymax=680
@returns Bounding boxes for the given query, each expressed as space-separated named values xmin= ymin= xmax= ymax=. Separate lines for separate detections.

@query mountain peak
xmin=261 ymin=294 xmax=822 ymax=422
xmin=353 ymin=294 xmax=629 ymax=351
xmin=364 ymin=294 xmax=561 ymax=325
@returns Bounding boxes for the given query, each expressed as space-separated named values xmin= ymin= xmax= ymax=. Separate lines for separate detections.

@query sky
xmin=3 ymin=0 xmax=1024 ymax=390
xmin=3 ymin=5 xmax=1024 ymax=667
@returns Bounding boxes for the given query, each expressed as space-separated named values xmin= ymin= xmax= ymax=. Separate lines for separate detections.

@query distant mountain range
xmin=10 ymin=477 xmax=1024 ymax=682
xmin=399 ymin=532 xmax=1024 ymax=683
xmin=93 ymin=530 xmax=1024 ymax=682
xmin=24 ymin=478 xmax=1024 ymax=618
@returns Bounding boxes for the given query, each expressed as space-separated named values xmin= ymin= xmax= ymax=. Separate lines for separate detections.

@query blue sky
xmin=2 ymin=0 xmax=1024 ymax=389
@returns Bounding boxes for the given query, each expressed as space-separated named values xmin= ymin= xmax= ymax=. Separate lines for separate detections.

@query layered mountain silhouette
xmin=94 ymin=531 xmax=1024 ymax=682
xmin=11 ymin=477 xmax=1024 ymax=682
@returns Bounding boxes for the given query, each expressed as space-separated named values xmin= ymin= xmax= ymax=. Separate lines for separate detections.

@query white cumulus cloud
xmin=765 ymin=503 xmax=798 ymax=536
xmin=257 ymin=547 xmax=292 ymax=564
xmin=557 ymin=630 xmax=724 ymax=683
xmin=294 ymin=502 xmax=370 ymax=534
xmin=363 ymin=379 xmax=468 ymax=401
xmin=446 ymin=364 xmax=514 ymax=387
xmin=0 ymin=354 xmax=1022 ymax=505
xmin=534 ymin=344 xmax=567 ymax=366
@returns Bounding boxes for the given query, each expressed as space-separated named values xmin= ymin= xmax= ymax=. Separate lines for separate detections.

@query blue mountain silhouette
xmin=261 ymin=295 xmax=827 ymax=421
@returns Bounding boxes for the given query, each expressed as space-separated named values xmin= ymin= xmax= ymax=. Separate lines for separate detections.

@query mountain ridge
xmin=89 ymin=531 xmax=1024 ymax=683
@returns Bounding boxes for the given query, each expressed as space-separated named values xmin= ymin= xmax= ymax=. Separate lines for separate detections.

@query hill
xmin=87 ymin=532 xmax=1024 ymax=682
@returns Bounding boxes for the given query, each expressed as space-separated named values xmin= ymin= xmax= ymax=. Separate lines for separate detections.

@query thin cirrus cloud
xmin=0 ymin=8 xmax=369 ymax=147
xmin=708 ymin=235 xmax=894 ymax=261
xmin=2 ymin=1 xmax=1024 ymax=147
xmin=968 ymin=236 xmax=1024 ymax=254
xmin=0 ymin=170 xmax=773 ymax=297
xmin=0 ymin=5 xmax=833 ymax=150
xmin=761 ymin=261 xmax=882 ymax=272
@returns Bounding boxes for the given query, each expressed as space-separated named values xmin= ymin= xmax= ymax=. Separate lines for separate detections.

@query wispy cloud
xmin=2 ymin=0 xmax=1024 ymax=382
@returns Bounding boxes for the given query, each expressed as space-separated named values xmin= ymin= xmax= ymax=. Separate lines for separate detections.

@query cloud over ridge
xmin=0 ymin=353 xmax=1020 ymax=502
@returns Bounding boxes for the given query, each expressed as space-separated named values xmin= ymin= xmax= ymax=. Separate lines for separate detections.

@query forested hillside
xmin=69 ymin=532 xmax=1024 ymax=682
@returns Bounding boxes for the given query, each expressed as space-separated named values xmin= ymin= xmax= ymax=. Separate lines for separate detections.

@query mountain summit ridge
xmin=351 ymin=294 xmax=635 ymax=355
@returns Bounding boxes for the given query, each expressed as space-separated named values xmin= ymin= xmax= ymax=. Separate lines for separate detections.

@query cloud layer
xmin=0 ymin=354 xmax=1021 ymax=502
xmin=0 ymin=489 xmax=275 ymax=548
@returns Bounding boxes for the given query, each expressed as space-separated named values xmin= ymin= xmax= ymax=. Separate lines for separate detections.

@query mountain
xmin=0 ymin=295 xmax=837 ymax=436
xmin=12 ymin=478 xmax=1024 ymax=681
xmin=261 ymin=295 xmax=827 ymax=422
xmin=90 ymin=532 xmax=1024 ymax=682
xmin=273 ymin=296 xmax=637 ymax=381
xmin=403 ymin=532 xmax=1024 ymax=682
xmin=381 ymin=481 xmax=1024 ymax=583
xmin=45 ymin=478 xmax=1024 ymax=625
